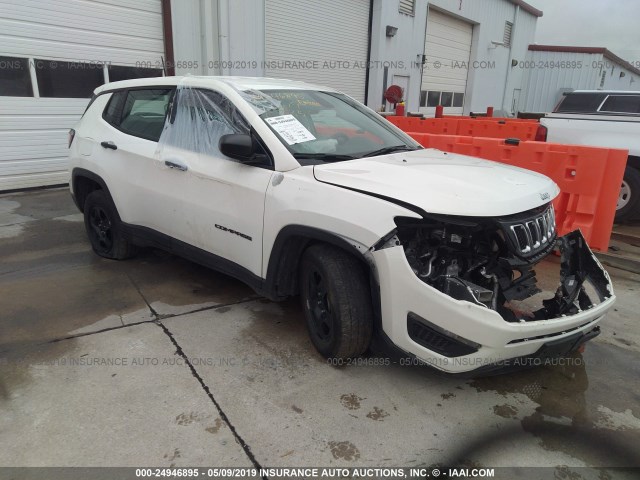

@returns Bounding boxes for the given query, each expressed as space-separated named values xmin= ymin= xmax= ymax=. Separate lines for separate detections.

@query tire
xmin=615 ymin=166 xmax=640 ymax=222
xmin=83 ymin=190 xmax=136 ymax=260
xmin=299 ymin=244 xmax=373 ymax=360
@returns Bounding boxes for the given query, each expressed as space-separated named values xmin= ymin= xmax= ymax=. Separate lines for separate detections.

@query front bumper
xmin=372 ymin=230 xmax=615 ymax=374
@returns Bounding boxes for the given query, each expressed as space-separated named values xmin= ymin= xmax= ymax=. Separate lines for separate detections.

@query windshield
xmin=243 ymin=89 xmax=421 ymax=164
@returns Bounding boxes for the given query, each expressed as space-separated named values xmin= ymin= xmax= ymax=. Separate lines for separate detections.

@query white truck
xmin=68 ymin=76 xmax=614 ymax=374
xmin=541 ymin=90 xmax=640 ymax=222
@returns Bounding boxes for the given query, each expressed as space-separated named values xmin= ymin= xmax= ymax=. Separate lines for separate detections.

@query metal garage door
xmin=0 ymin=0 xmax=165 ymax=191
xmin=265 ymin=0 xmax=370 ymax=102
xmin=420 ymin=8 xmax=473 ymax=115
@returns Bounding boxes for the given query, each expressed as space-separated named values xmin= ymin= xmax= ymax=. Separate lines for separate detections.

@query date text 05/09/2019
xmin=135 ymin=467 xmax=496 ymax=478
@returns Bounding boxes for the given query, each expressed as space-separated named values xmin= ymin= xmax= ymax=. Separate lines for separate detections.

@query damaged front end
xmin=392 ymin=204 xmax=613 ymax=322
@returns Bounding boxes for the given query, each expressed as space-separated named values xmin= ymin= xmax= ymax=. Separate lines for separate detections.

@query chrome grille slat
xmin=526 ymin=220 xmax=541 ymax=248
xmin=506 ymin=206 xmax=556 ymax=256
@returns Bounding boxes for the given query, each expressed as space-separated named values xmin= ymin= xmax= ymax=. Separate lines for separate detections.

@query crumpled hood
xmin=313 ymin=148 xmax=559 ymax=217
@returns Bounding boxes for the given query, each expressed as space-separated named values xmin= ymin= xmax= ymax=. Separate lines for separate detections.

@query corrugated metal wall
xmin=0 ymin=0 xmax=164 ymax=191
xmin=520 ymin=51 xmax=602 ymax=113
xmin=265 ymin=0 xmax=370 ymax=102
xmin=0 ymin=98 xmax=88 ymax=190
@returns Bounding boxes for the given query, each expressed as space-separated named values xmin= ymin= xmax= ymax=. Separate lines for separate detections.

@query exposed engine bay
xmin=393 ymin=204 xmax=612 ymax=322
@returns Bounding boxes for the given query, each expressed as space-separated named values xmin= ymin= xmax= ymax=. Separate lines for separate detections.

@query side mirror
xmin=219 ymin=134 xmax=254 ymax=162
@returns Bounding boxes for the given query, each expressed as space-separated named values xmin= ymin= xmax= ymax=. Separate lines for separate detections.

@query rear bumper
xmin=372 ymin=230 xmax=615 ymax=374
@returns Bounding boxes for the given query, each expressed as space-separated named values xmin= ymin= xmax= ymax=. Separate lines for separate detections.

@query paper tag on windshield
xmin=265 ymin=114 xmax=316 ymax=145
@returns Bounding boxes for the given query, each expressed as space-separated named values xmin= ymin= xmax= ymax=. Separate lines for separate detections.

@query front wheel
xmin=299 ymin=244 xmax=373 ymax=360
xmin=615 ymin=166 xmax=640 ymax=222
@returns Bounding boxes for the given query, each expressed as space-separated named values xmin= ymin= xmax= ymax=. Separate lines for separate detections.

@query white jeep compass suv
xmin=68 ymin=76 xmax=615 ymax=374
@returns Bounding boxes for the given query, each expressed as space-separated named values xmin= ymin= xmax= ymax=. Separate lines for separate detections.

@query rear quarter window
xmin=102 ymin=91 xmax=127 ymax=126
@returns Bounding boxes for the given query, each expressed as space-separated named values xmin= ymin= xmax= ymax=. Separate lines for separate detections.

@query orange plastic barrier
xmin=387 ymin=116 xmax=539 ymax=140
xmin=408 ymin=133 xmax=627 ymax=252
xmin=456 ymin=119 xmax=539 ymax=140
xmin=440 ymin=116 xmax=538 ymax=122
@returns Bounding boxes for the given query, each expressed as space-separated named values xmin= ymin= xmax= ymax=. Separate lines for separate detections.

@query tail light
xmin=534 ymin=124 xmax=547 ymax=142
xmin=68 ymin=129 xmax=76 ymax=148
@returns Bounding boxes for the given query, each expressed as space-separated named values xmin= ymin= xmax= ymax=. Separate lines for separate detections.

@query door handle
xmin=100 ymin=141 xmax=117 ymax=150
xmin=164 ymin=159 xmax=188 ymax=172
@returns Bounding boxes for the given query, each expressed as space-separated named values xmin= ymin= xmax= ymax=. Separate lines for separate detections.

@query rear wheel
xmin=84 ymin=190 xmax=136 ymax=260
xmin=615 ymin=167 xmax=640 ymax=222
xmin=299 ymin=244 xmax=373 ymax=360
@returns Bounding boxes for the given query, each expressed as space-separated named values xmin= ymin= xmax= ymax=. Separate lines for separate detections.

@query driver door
xmin=158 ymin=88 xmax=273 ymax=278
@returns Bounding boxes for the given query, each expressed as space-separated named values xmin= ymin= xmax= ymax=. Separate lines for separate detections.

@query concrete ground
xmin=1 ymin=188 xmax=639 ymax=477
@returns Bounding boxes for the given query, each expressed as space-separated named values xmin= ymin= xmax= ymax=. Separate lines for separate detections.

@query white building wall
xmin=519 ymin=50 xmax=640 ymax=113
xmin=502 ymin=6 xmax=537 ymax=114
xmin=368 ymin=0 xmax=429 ymax=111
xmin=265 ymin=0 xmax=370 ymax=102
xmin=0 ymin=0 xmax=164 ymax=65
xmin=170 ymin=0 xmax=263 ymax=77
xmin=225 ymin=0 xmax=265 ymax=76
xmin=367 ymin=0 xmax=538 ymax=115
xmin=520 ymin=51 xmax=602 ymax=113
xmin=170 ymin=0 xmax=211 ymax=75
xmin=171 ymin=0 xmax=539 ymax=115
xmin=601 ymin=60 xmax=640 ymax=90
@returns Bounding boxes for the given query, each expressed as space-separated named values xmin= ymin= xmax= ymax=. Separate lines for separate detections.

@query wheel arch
xmin=627 ymin=155 xmax=640 ymax=171
xmin=71 ymin=168 xmax=116 ymax=215
xmin=263 ymin=225 xmax=372 ymax=300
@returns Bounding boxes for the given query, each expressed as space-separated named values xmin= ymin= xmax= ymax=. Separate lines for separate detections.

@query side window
xmin=599 ymin=95 xmax=640 ymax=114
xmin=119 ymin=89 xmax=174 ymax=142
xmin=162 ymin=88 xmax=251 ymax=157
xmin=555 ymin=93 xmax=607 ymax=113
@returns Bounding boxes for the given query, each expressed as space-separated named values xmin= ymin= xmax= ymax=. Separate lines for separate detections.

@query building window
xmin=399 ymin=0 xmax=415 ymax=16
xmin=503 ymin=21 xmax=513 ymax=48
xmin=422 ymin=91 xmax=463 ymax=108
xmin=0 ymin=56 xmax=33 ymax=97
xmin=440 ymin=92 xmax=453 ymax=107
xmin=36 ymin=60 xmax=103 ymax=98
xmin=420 ymin=91 xmax=427 ymax=107
xmin=427 ymin=91 xmax=441 ymax=107
xmin=108 ymin=65 xmax=163 ymax=83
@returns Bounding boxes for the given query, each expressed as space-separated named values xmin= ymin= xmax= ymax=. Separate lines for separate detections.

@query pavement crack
xmin=156 ymin=296 xmax=262 ymax=321
xmin=156 ymin=320 xmax=264 ymax=474
xmin=43 ymin=320 xmax=154 ymax=346
xmin=126 ymin=273 xmax=159 ymax=319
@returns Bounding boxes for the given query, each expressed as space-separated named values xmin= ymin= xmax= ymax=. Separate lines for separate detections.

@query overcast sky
xmin=529 ymin=0 xmax=640 ymax=60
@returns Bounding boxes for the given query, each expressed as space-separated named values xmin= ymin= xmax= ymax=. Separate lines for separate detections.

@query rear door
xmin=95 ymin=87 xmax=187 ymax=240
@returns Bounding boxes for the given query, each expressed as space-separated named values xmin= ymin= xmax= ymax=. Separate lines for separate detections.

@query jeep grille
xmin=505 ymin=206 xmax=556 ymax=257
